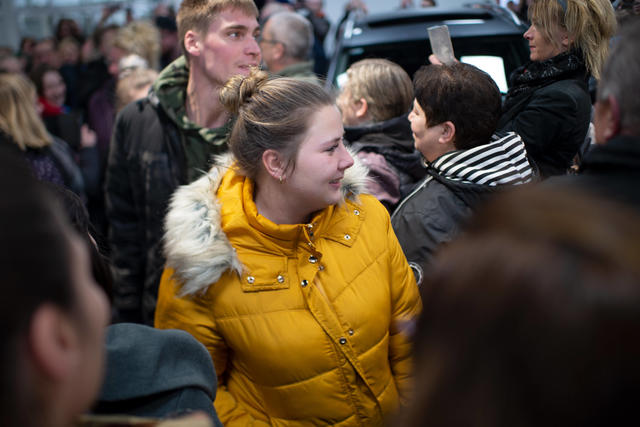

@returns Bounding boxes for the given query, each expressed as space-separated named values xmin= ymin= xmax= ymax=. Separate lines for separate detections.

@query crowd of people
xmin=1 ymin=0 xmax=640 ymax=426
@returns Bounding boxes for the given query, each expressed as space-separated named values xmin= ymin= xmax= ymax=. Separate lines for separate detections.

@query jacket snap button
xmin=308 ymin=255 xmax=318 ymax=263
xmin=301 ymin=279 xmax=308 ymax=287
xmin=348 ymin=329 xmax=354 ymax=336
xmin=247 ymin=276 xmax=255 ymax=284
xmin=344 ymin=234 xmax=351 ymax=240
xmin=277 ymin=275 xmax=284 ymax=283
xmin=354 ymin=209 xmax=360 ymax=216
xmin=339 ymin=338 xmax=347 ymax=345
xmin=319 ymin=265 xmax=324 ymax=271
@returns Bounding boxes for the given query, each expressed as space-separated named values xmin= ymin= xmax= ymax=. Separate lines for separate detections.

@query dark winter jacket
xmin=105 ymin=56 xmax=230 ymax=325
xmin=498 ymin=52 xmax=591 ymax=178
xmin=548 ymin=135 xmax=640 ymax=212
xmin=87 ymin=77 xmax=116 ymax=171
xmin=345 ymin=114 xmax=426 ymax=211
xmin=24 ymin=135 xmax=97 ymax=202
xmin=391 ymin=132 xmax=534 ymax=284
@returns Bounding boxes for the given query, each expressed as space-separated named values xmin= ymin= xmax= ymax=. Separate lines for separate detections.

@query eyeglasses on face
xmin=257 ymin=35 xmax=283 ymax=46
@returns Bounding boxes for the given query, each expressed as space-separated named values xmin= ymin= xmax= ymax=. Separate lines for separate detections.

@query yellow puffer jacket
xmin=155 ymin=157 xmax=421 ymax=426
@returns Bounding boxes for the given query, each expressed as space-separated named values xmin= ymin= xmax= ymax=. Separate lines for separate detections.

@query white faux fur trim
xmin=163 ymin=151 xmax=370 ymax=295
xmin=163 ymin=154 xmax=243 ymax=295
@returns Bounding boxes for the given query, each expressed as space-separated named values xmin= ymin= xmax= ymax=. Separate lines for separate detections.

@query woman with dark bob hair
xmin=400 ymin=186 xmax=640 ymax=426
xmin=155 ymin=69 xmax=421 ymax=426
xmin=497 ymin=0 xmax=616 ymax=177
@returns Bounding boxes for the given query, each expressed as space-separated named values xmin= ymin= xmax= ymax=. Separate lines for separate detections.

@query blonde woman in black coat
xmin=497 ymin=0 xmax=616 ymax=177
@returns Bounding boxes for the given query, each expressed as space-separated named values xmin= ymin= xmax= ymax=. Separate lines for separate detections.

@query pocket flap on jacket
xmin=239 ymin=254 xmax=289 ymax=292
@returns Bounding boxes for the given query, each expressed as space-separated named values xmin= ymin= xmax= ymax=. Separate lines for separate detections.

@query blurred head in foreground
xmin=402 ymin=186 xmax=640 ymax=427
xmin=0 ymin=147 xmax=109 ymax=427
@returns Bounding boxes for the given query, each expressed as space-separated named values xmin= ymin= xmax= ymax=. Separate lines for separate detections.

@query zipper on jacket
xmin=390 ymin=175 xmax=433 ymax=222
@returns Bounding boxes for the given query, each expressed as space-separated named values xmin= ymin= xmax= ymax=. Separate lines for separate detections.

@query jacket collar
xmin=429 ymin=132 xmax=535 ymax=187
xmin=344 ymin=113 xmax=414 ymax=150
xmin=581 ymin=135 xmax=640 ymax=174
xmin=163 ymin=153 xmax=370 ymax=295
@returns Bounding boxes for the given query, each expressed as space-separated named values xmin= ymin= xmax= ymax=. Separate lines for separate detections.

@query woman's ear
xmin=439 ymin=121 xmax=456 ymax=145
xmin=560 ymin=28 xmax=573 ymax=49
xmin=262 ymin=149 xmax=286 ymax=181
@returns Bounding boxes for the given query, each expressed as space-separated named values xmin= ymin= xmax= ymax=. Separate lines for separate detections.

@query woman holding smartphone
xmin=497 ymin=0 xmax=616 ymax=177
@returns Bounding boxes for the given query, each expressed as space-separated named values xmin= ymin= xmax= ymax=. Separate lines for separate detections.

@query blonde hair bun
xmin=220 ymin=68 xmax=270 ymax=115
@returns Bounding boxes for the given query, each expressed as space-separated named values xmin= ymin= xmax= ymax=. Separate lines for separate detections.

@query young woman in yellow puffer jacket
xmin=154 ymin=69 xmax=422 ymax=426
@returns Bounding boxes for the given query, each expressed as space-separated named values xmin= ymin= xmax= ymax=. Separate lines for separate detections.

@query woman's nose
xmin=339 ymin=146 xmax=354 ymax=170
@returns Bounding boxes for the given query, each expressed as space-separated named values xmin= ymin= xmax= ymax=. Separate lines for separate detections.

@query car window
xmin=331 ymin=35 xmax=528 ymax=92
xmin=460 ymin=55 xmax=508 ymax=92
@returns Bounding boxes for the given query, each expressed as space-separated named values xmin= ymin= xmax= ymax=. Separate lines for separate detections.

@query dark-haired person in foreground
xmin=399 ymin=186 xmax=640 ymax=426
xmin=0 ymin=147 xmax=222 ymax=427
xmin=391 ymin=63 xmax=535 ymax=284
xmin=0 ymin=145 xmax=110 ymax=427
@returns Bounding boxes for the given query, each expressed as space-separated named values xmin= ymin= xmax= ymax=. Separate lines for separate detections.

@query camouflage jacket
xmin=271 ymin=60 xmax=320 ymax=85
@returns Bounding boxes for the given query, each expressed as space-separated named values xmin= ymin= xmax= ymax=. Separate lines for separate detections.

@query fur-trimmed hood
xmin=163 ymin=153 xmax=370 ymax=295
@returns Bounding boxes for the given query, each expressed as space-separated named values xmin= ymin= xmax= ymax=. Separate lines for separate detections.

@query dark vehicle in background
xmin=326 ymin=3 xmax=530 ymax=94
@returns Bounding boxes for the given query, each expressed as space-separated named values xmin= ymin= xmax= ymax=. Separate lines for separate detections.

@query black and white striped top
xmin=430 ymin=132 xmax=534 ymax=186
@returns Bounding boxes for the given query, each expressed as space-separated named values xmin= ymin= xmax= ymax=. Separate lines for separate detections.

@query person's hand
xmin=80 ymin=124 xmax=97 ymax=149
xmin=346 ymin=0 xmax=368 ymax=14
xmin=428 ymin=54 xmax=443 ymax=65
xmin=428 ymin=54 xmax=460 ymax=65
xmin=400 ymin=0 xmax=414 ymax=8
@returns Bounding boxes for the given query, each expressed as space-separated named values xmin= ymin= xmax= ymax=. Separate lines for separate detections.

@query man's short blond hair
xmin=345 ymin=58 xmax=413 ymax=123
xmin=177 ymin=0 xmax=259 ymax=60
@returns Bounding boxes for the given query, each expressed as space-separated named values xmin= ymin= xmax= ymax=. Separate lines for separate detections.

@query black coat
xmin=549 ymin=135 xmax=640 ymax=212
xmin=105 ymin=97 xmax=186 ymax=325
xmin=498 ymin=68 xmax=591 ymax=178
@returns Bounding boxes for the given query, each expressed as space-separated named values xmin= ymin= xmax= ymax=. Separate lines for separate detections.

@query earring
xmin=279 ymin=175 xmax=284 ymax=184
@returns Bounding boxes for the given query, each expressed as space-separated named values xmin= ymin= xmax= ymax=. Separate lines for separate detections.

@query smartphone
xmin=428 ymin=25 xmax=456 ymax=65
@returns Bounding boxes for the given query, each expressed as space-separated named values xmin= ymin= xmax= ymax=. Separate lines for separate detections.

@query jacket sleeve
xmin=386 ymin=214 xmax=422 ymax=405
xmin=155 ymin=268 xmax=270 ymax=427
xmin=105 ymin=112 xmax=144 ymax=323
